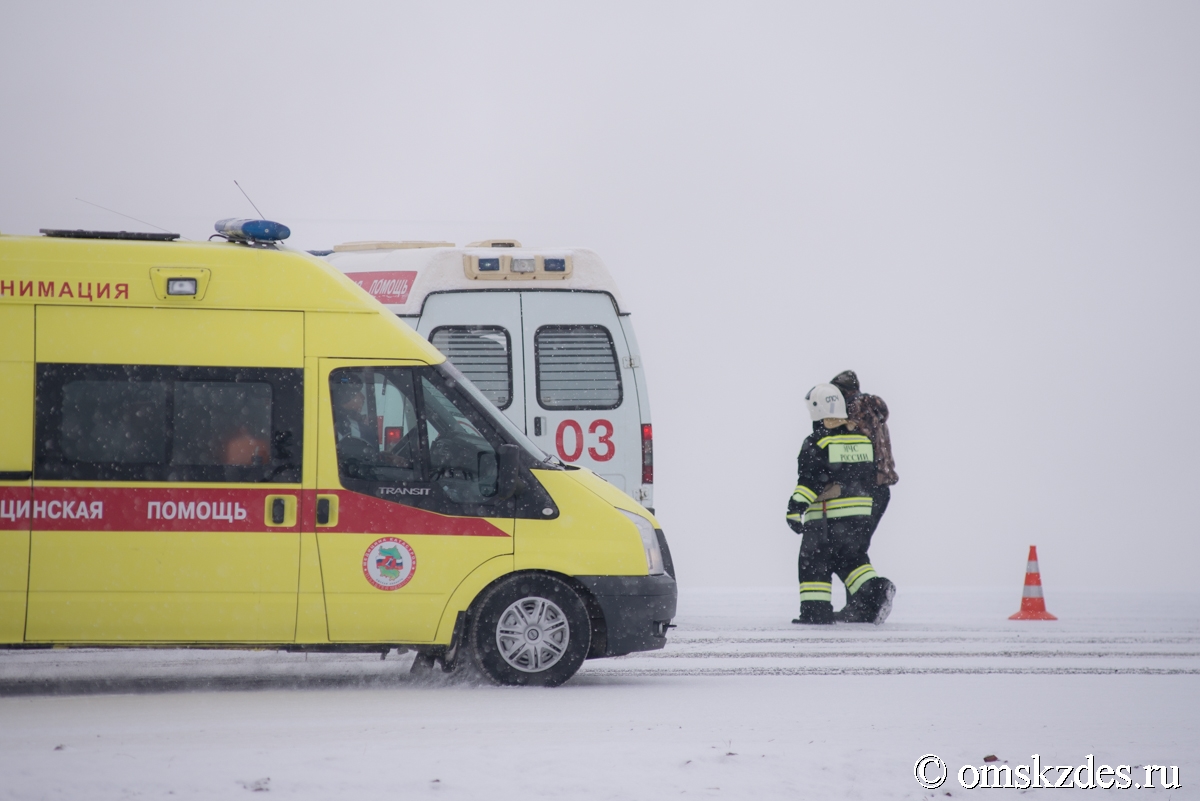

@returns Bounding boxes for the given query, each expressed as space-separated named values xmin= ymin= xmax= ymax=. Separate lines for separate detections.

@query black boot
xmin=833 ymin=593 xmax=867 ymax=622
xmin=836 ymin=577 xmax=896 ymax=623
xmin=858 ymin=577 xmax=896 ymax=624
xmin=792 ymin=600 xmax=834 ymax=625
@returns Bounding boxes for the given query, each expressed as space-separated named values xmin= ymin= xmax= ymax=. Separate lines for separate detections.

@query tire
xmin=467 ymin=573 xmax=591 ymax=687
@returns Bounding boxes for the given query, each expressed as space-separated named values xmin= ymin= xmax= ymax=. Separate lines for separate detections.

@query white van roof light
xmin=324 ymin=245 xmax=628 ymax=314
xmin=333 ymin=241 xmax=454 ymax=252
xmin=467 ymin=239 xmax=521 ymax=248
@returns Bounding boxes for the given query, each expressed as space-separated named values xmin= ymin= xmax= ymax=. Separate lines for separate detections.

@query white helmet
xmin=805 ymin=383 xmax=846 ymax=421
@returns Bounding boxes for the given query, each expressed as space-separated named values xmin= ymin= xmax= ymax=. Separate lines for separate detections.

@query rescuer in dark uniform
xmin=787 ymin=383 xmax=896 ymax=625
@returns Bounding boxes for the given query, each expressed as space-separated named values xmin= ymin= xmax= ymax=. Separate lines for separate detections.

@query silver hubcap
xmin=496 ymin=596 xmax=570 ymax=673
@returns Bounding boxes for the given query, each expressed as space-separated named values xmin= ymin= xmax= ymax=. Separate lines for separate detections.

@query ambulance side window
xmin=330 ymin=366 xmax=509 ymax=515
xmin=429 ymin=326 xmax=513 ymax=410
xmin=419 ymin=374 xmax=499 ymax=504
xmin=329 ymin=369 xmax=422 ymax=484
xmin=60 ymin=380 xmax=169 ymax=464
xmin=35 ymin=364 xmax=303 ymax=483
xmin=174 ymin=382 xmax=274 ymax=469
xmin=534 ymin=325 xmax=622 ymax=410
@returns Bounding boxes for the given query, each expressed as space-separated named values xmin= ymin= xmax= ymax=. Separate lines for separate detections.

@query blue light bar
xmin=215 ymin=218 xmax=291 ymax=242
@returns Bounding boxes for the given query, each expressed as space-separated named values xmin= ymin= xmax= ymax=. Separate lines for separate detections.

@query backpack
xmin=847 ymin=393 xmax=899 ymax=486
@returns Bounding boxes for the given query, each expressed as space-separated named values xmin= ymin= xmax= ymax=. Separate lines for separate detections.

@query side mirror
xmin=477 ymin=451 xmax=498 ymax=495
xmin=495 ymin=444 xmax=520 ymax=500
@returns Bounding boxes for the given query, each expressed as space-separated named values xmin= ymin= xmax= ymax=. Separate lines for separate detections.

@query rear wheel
xmin=468 ymin=573 xmax=591 ymax=686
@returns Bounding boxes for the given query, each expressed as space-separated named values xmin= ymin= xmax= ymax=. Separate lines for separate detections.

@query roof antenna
xmin=234 ymin=180 xmax=266 ymax=219
xmin=74 ymin=197 xmax=185 ymax=238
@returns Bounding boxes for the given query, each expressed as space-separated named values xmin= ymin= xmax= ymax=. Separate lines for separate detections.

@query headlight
xmin=618 ymin=508 xmax=664 ymax=575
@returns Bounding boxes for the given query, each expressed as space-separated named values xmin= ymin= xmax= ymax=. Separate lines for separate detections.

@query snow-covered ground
xmin=2 ymin=588 xmax=1196 ymax=799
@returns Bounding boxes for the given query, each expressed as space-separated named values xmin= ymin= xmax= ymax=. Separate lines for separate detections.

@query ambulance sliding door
xmin=26 ymin=307 xmax=305 ymax=643
xmin=414 ymin=292 xmax=526 ymax=433
xmin=520 ymin=292 xmax=639 ymax=492
xmin=0 ymin=306 xmax=33 ymax=643
xmin=315 ymin=359 xmax=513 ymax=643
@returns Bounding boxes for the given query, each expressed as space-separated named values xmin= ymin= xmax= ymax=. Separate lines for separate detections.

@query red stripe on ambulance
xmin=310 ymin=491 xmax=508 ymax=538
xmin=4 ymin=486 xmax=508 ymax=537
xmin=0 ymin=486 xmax=32 ymax=530
xmin=24 ymin=487 xmax=280 ymax=532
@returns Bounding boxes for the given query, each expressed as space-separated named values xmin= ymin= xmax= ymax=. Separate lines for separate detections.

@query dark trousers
xmin=798 ymin=486 xmax=889 ymax=590
xmin=801 ymin=484 xmax=888 ymax=585
xmin=872 ymin=485 xmax=891 ymax=524
xmin=797 ymin=516 xmax=876 ymax=588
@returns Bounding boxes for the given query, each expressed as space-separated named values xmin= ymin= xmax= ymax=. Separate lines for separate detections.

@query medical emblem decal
xmin=362 ymin=537 xmax=416 ymax=591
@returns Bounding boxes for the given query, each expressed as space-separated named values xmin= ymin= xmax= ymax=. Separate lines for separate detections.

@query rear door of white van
xmin=519 ymin=292 xmax=639 ymax=494
xmin=414 ymin=292 xmax=524 ymax=422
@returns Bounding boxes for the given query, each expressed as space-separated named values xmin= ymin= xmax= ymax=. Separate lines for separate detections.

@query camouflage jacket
xmin=847 ymin=393 xmax=898 ymax=486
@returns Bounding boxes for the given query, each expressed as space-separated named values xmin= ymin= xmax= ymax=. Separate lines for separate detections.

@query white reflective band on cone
xmin=1027 ymin=561 xmax=1040 ymax=573
xmin=1022 ymin=585 xmax=1044 ymax=598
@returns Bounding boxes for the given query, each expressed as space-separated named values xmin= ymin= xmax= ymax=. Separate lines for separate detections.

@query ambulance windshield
xmin=434 ymin=361 xmax=555 ymax=465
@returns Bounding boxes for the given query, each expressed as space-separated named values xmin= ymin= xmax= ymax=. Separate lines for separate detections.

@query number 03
xmin=555 ymin=419 xmax=615 ymax=462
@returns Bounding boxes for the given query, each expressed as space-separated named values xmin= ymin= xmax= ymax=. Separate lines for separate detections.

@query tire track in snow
xmin=631 ymin=649 xmax=1200 ymax=659
xmin=582 ymin=624 xmax=1200 ymax=677
xmin=579 ymin=666 xmax=1200 ymax=677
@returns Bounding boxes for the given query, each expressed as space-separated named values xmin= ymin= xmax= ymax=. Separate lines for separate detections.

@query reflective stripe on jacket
xmin=801 ymin=496 xmax=873 ymax=523
xmin=786 ymin=425 xmax=878 ymax=530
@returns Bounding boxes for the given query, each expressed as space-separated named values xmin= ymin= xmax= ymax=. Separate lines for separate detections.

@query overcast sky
xmin=4 ymin=2 xmax=1198 ymax=594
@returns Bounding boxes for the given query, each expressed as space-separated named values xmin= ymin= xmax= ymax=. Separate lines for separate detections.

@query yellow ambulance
xmin=0 ymin=221 xmax=676 ymax=686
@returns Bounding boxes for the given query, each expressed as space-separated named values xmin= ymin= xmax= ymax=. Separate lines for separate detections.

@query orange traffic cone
xmin=1009 ymin=545 xmax=1057 ymax=620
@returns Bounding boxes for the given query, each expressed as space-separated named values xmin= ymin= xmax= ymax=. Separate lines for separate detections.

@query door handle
xmin=264 ymin=495 xmax=297 ymax=527
xmin=316 ymin=494 xmax=339 ymax=527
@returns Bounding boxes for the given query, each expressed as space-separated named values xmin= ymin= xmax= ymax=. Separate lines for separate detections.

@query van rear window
xmin=36 ymin=365 xmax=302 ymax=483
xmin=429 ymin=327 xmax=513 ymax=410
xmin=534 ymin=325 xmax=622 ymax=410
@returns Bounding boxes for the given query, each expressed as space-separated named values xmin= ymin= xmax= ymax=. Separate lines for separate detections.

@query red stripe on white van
xmin=345 ymin=271 xmax=418 ymax=305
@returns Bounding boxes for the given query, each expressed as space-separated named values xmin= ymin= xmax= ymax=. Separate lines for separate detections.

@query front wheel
xmin=468 ymin=574 xmax=591 ymax=687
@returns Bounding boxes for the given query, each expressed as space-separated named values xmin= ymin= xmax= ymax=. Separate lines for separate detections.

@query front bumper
xmin=576 ymin=573 xmax=677 ymax=657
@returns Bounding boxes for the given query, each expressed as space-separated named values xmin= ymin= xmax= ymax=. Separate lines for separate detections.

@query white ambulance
xmin=323 ymin=240 xmax=655 ymax=513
